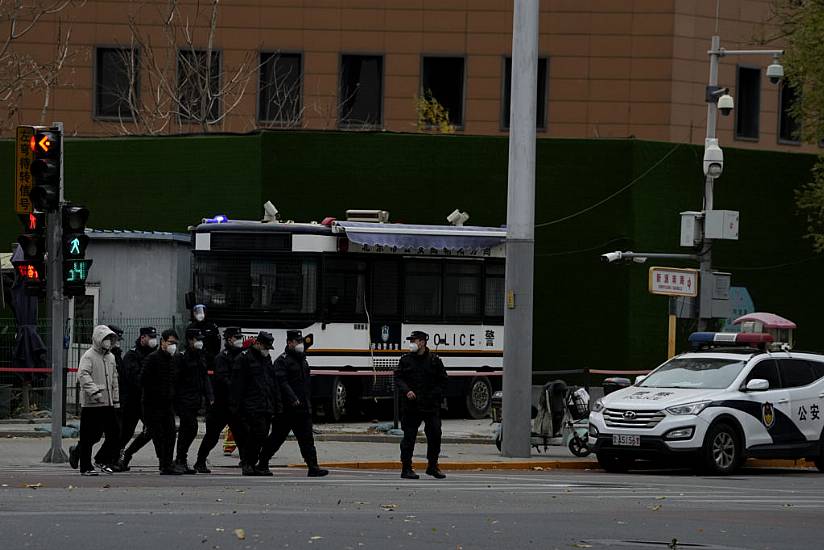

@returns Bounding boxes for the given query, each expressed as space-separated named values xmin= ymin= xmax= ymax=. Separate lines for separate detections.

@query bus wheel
xmin=465 ymin=377 xmax=492 ymax=419
xmin=327 ymin=377 xmax=347 ymax=422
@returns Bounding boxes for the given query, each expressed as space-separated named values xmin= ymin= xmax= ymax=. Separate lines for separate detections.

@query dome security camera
xmin=717 ymin=94 xmax=734 ymax=116
xmin=703 ymin=138 xmax=724 ymax=179
xmin=766 ymin=61 xmax=784 ymax=85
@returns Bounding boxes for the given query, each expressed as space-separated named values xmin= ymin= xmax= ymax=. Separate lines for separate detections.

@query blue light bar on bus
xmin=203 ymin=215 xmax=229 ymax=224
xmin=688 ymin=332 xmax=773 ymax=346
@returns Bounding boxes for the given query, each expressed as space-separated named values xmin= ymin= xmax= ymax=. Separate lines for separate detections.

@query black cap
xmin=223 ymin=327 xmax=242 ymax=339
xmin=286 ymin=329 xmax=303 ymax=342
xmin=185 ymin=327 xmax=204 ymax=340
xmin=256 ymin=331 xmax=275 ymax=348
xmin=139 ymin=326 xmax=157 ymax=338
xmin=405 ymin=330 xmax=429 ymax=342
xmin=107 ymin=325 xmax=124 ymax=337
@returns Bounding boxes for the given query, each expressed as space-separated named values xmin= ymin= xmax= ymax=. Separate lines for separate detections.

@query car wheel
xmin=465 ymin=377 xmax=492 ymax=419
xmin=596 ymin=451 xmax=630 ymax=473
xmin=701 ymin=422 xmax=741 ymax=475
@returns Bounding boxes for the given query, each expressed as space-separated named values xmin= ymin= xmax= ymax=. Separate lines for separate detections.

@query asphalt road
xmin=0 ymin=464 xmax=821 ymax=550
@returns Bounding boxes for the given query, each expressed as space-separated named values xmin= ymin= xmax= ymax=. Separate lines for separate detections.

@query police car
xmin=588 ymin=332 xmax=824 ymax=474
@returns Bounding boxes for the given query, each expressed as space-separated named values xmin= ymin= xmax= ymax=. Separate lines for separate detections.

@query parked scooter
xmin=493 ymin=380 xmax=591 ymax=457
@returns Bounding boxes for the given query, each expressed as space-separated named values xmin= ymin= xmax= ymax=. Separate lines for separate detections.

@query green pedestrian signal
xmin=69 ymin=237 xmax=81 ymax=255
xmin=61 ymin=204 xmax=91 ymax=296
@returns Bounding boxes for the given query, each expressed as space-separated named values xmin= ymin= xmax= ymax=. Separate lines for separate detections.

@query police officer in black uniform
xmin=258 ymin=330 xmax=328 ymax=477
xmin=230 ymin=331 xmax=279 ymax=476
xmin=174 ymin=328 xmax=213 ymax=474
xmin=194 ymin=327 xmax=244 ymax=473
xmin=142 ymin=329 xmax=182 ymax=475
xmin=186 ymin=304 xmax=220 ymax=371
xmin=115 ymin=326 xmax=158 ymax=471
xmin=395 ymin=330 xmax=448 ymax=480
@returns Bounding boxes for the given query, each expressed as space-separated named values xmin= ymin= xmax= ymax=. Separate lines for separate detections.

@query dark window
xmin=339 ymin=55 xmax=383 ymax=127
xmin=778 ymin=82 xmax=801 ymax=144
xmin=777 ymin=358 xmax=817 ymax=388
xmin=810 ymin=360 xmax=824 ymax=380
xmin=323 ymin=258 xmax=366 ymax=319
xmin=484 ymin=262 xmax=505 ymax=319
xmin=371 ymin=260 xmax=400 ymax=317
xmin=95 ymin=48 xmax=139 ymax=119
xmin=210 ymin=232 xmax=291 ymax=252
xmin=443 ymin=261 xmax=482 ymax=321
xmin=177 ymin=49 xmax=221 ymax=122
xmin=421 ymin=56 xmax=465 ymax=126
xmin=502 ymin=57 xmax=548 ymax=130
xmin=735 ymin=66 xmax=761 ymax=140
xmin=259 ymin=52 xmax=302 ymax=124
xmin=403 ymin=260 xmax=442 ymax=320
xmin=746 ymin=359 xmax=781 ymax=390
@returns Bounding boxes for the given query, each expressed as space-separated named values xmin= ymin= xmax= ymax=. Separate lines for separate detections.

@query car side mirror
xmin=634 ymin=375 xmax=647 ymax=385
xmin=745 ymin=379 xmax=769 ymax=392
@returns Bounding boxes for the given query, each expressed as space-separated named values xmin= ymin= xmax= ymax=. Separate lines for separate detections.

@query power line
xmin=717 ymin=255 xmax=823 ymax=272
xmin=535 ymin=236 xmax=630 ymax=257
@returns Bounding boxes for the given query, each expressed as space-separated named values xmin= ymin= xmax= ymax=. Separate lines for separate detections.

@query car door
xmin=741 ymin=359 xmax=792 ymax=448
xmin=777 ymin=358 xmax=823 ymax=443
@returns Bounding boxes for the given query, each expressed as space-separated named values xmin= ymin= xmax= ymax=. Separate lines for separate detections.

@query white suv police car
xmin=589 ymin=333 xmax=824 ymax=474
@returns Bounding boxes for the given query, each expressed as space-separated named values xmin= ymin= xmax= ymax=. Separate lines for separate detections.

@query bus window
xmin=195 ymin=255 xmax=252 ymax=308
xmin=404 ymin=259 xmax=442 ymax=320
xmin=323 ymin=258 xmax=366 ymax=319
xmin=484 ymin=262 xmax=504 ymax=321
xmin=371 ymin=260 xmax=400 ymax=317
xmin=444 ymin=261 xmax=482 ymax=322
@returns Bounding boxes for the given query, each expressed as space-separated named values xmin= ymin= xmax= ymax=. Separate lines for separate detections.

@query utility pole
xmin=501 ymin=0 xmax=538 ymax=458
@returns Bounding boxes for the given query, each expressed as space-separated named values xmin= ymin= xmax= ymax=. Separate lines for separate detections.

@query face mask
xmin=166 ymin=344 xmax=177 ymax=355
xmin=193 ymin=340 xmax=204 ymax=351
xmin=232 ymin=339 xmax=244 ymax=349
xmin=102 ymin=339 xmax=113 ymax=350
xmin=294 ymin=343 xmax=305 ymax=354
xmin=194 ymin=312 xmax=205 ymax=322
xmin=408 ymin=342 xmax=419 ymax=353
xmin=147 ymin=338 xmax=158 ymax=348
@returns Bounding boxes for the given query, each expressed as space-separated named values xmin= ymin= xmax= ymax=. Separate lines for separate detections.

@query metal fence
xmin=0 ymin=315 xmax=187 ymax=419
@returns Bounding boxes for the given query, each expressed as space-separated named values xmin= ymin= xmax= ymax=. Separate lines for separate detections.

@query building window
xmin=259 ymin=52 xmax=302 ymax=125
xmin=177 ymin=49 xmax=221 ymax=122
xmin=735 ymin=66 xmax=760 ymax=140
xmin=778 ymin=82 xmax=801 ymax=144
xmin=501 ymin=57 xmax=548 ymax=130
xmin=339 ymin=54 xmax=383 ymax=127
xmin=95 ymin=47 xmax=139 ymax=119
xmin=421 ymin=56 xmax=465 ymax=127
xmin=371 ymin=260 xmax=400 ymax=317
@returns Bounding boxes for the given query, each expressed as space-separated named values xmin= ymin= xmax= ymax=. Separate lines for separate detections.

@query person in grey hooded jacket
xmin=69 ymin=325 xmax=121 ymax=475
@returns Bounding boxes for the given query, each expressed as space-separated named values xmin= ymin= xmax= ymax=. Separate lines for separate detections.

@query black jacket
xmin=212 ymin=345 xmax=242 ymax=408
xmin=185 ymin=319 xmax=221 ymax=358
xmin=120 ymin=340 xmax=154 ymax=407
xmin=394 ymin=349 xmax=449 ymax=413
xmin=141 ymin=349 xmax=177 ymax=412
xmin=275 ymin=348 xmax=312 ymax=413
xmin=174 ymin=347 xmax=214 ymax=413
xmin=230 ymin=348 xmax=280 ymax=416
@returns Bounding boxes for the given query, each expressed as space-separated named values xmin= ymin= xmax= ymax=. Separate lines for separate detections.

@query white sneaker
xmin=81 ymin=469 xmax=99 ymax=476
xmin=98 ymin=465 xmax=114 ymax=475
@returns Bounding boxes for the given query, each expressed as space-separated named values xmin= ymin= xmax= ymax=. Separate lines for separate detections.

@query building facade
xmin=3 ymin=0 xmax=811 ymax=152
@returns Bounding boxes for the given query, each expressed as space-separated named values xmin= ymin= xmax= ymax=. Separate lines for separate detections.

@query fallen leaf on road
xmin=655 ymin=496 xmax=666 ymax=500
xmin=649 ymin=505 xmax=662 ymax=511
xmin=102 ymin=484 xmax=111 ymax=489
xmin=233 ymin=529 xmax=246 ymax=540
xmin=380 ymin=503 xmax=398 ymax=511
xmin=310 ymin=536 xmax=323 ymax=540
xmin=215 ymin=498 xmax=222 ymax=502
xmin=215 ymin=528 xmax=224 ymax=532
xmin=532 ymin=466 xmax=544 ymax=471
xmin=25 ymin=483 xmax=42 ymax=489
xmin=571 ymin=544 xmax=592 ymax=549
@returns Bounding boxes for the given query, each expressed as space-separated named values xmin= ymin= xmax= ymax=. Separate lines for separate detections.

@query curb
xmin=296 ymin=460 xmax=598 ymax=471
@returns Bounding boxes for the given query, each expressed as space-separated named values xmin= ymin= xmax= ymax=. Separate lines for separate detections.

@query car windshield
xmin=638 ymin=357 xmax=747 ymax=389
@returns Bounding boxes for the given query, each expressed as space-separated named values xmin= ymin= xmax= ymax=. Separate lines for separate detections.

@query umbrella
xmin=10 ymin=247 xmax=47 ymax=377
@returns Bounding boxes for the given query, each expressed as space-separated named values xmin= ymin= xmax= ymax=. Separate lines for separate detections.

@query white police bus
xmin=189 ymin=209 xmax=506 ymax=421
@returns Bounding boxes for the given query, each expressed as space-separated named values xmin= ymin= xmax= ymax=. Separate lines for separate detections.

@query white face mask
xmin=147 ymin=338 xmax=158 ymax=348
xmin=102 ymin=339 xmax=113 ymax=350
xmin=408 ymin=342 xmax=419 ymax=353
xmin=294 ymin=343 xmax=305 ymax=354
xmin=166 ymin=344 xmax=177 ymax=355
xmin=193 ymin=340 xmax=204 ymax=350
xmin=232 ymin=338 xmax=244 ymax=349
xmin=194 ymin=312 xmax=205 ymax=322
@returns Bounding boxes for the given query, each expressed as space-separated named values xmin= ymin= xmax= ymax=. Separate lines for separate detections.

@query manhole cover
xmin=581 ymin=540 xmax=754 ymax=550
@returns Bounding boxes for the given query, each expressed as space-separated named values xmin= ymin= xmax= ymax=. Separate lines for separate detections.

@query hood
xmin=602 ymin=386 xmax=728 ymax=409
xmin=92 ymin=325 xmax=116 ymax=352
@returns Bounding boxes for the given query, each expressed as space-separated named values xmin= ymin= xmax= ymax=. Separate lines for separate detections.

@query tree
xmin=775 ymin=0 xmax=824 ymax=251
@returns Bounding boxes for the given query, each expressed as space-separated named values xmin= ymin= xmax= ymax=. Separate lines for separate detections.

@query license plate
xmin=612 ymin=434 xmax=640 ymax=447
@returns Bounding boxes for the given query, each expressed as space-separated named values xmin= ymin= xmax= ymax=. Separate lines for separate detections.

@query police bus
xmin=189 ymin=208 xmax=506 ymax=421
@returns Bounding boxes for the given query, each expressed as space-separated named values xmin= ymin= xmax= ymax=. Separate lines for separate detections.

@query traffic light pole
xmin=42 ymin=122 xmax=67 ymax=463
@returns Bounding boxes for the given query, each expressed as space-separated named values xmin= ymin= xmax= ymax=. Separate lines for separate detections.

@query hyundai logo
xmin=623 ymin=411 xmax=637 ymax=419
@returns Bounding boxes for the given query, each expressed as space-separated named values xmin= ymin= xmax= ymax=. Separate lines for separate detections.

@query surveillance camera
xmin=601 ymin=251 xmax=623 ymax=263
xmin=263 ymin=201 xmax=281 ymax=222
xmin=717 ymin=94 xmax=734 ymax=116
xmin=766 ymin=61 xmax=784 ymax=85
xmin=446 ymin=209 xmax=470 ymax=226
xmin=703 ymin=138 xmax=724 ymax=178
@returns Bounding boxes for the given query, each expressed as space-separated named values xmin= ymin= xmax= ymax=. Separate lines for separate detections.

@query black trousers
xmin=259 ymin=408 xmax=318 ymax=467
xmin=238 ymin=413 xmax=271 ymax=467
xmin=175 ymin=409 xmax=199 ymax=463
xmin=119 ymin=401 xmax=152 ymax=459
xmin=79 ymin=406 xmax=121 ymax=472
xmin=145 ymin=407 xmax=176 ymax=469
xmin=196 ymin=404 xmax=240 ymax=463
xmin=400 ymin=409 xmax=442 ymax=465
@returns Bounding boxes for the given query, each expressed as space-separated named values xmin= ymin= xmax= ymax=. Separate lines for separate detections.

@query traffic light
xmin=29 ymin=128 xmax=61 ymax=212
xmin=61 ymin=204 xmax=92 ymax=297
xmin=14 ymin=211 xmax=47 ymax=296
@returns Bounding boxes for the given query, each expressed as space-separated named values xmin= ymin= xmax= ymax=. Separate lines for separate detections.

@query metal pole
xmin=698 ymin=36 xmax=720 ymax=332
xmin=43 ymin=122 xmax=67 ymax=463
xmin=501 ymin=0 xmax=538 ymax=458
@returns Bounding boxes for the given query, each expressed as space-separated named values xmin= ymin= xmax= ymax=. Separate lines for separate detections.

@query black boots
xmin=194 ymin=460 xmax=211 ymax=474
xmin=175 ymin=458 xmax=196 ymax=474
xmin=426 ymin=463 xmax=446 ymax=479
xmin=69 ymin=445 xmax=79 ymax=469
xmin=112 ymin=451 xmax=131 ymax=472
xmin=401 ymin=462 xmax=419 ymax=479
xmin=307 ymin=465 xmax=329 ymax=477
xmin=254 ymin=462 xmax=274 ymax=476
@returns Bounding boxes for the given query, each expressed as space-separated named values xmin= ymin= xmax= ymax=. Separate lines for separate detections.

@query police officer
xmin=194 ymin=327 xmax=244 ymax=473
xmin=174 ymin=328 xmax=213 ymax=473
xmin=141 ymin=329 xmax=181 ymax=475
xmin=258 ymin=330 xmax=328 ymax=477
xmin=230 ymin=331 xmax=278 ymax=476
xmin=115 ymin=326 xmax=158 ymax=472
xmin=395 ymin=330 xmax=448 ymax=480
xmin=186 ymin=304 xmax=220 ymax=370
